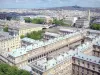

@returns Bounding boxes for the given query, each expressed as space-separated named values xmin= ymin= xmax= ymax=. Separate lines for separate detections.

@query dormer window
xmin=87 ymin=63 xmax=89 ymax=68
xmin=82 ymin=61 xmax=84 ymax=64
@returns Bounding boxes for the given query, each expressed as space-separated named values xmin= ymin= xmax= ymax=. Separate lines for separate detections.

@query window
xmin=92 ymin=65 xmax=95 ymax=70
xmin=82 ymin=61 xmax=84 ymax=64
xmin=78 ymin=60 xmax=80 ymax=65
xmin=87 ymin=63 xmax=89 ymax=68
xmin=87 ymin=70 xmax=89 ymax=74
xmin=98 ymin=66 xmax=100 ymax=72
xmin=82 ymin=68 xmax=84 ymax=72
xmin=73 ymin=65 xmax=75 ymax=69
xmin=73 ymin=57 xmax=75 ymax=63
xmin=92 ymin=72 xmax=94 ymax=75
xmin=81 ymin=72 xmax=84 ymax=75
xmin=78 ymin=66 xmax=79 ymax=70
xmin=98 ymin=66 xmax=100 ymax=69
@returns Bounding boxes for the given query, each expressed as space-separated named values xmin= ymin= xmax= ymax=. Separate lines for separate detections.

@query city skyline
xmin=0 ymin=0 xmax=100 ymax=9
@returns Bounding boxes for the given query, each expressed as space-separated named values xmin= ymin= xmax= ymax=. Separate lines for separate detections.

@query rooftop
xmin=8 ymin=31 xmax=81 ymax=57
xmin=59 ymin=28 xmax=76 ymax=32
xmin=21 ymin=37 xmax=42 ymax=44
xmin=8 ymin=23 xmax=43 ymax=30
xmin=0 ymin=20 xmax=43 ymax=30
xmin=44 ymin=32 xmax=60 ymax=37
xmin=0 ymin=31 xmax=14 ymax=41
xmin=29 ymin=36 xmax=100 ymax=72
xmin=30 ymin=41 xmax=93 ymax=72
xmin=94 ymin=41 xmax=100 ymax=46
xmin=74 ymin=52 xmax=100 ymax=65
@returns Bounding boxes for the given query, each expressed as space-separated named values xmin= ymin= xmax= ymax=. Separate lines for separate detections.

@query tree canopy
xmin=91 ymin=23 xmax=100 ymax=30
xmin=24 ymin=18 xmax=32 ymax=23
xmin=21 ymin=30 xmax=44 ymax=40
xmin=52 ymin=19 xmax=70 ymax=26
xmin=26 ymin=31 xmax=44 ymax=40
xmin=3 ymin=27 xmax=8 ymax=32
xmin=24 ymin=18 xmax=45 ymax=24
xmin=0 ymin=63 xmax=30 ymax=75
xmin=6 ymin=16 xmax=12 ymax=21
xmin=20 ymin=35 xmax=25 ymax=39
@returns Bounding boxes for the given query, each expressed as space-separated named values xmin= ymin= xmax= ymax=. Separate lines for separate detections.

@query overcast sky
xmin=0 ymin=0 xmax=100 ymax=8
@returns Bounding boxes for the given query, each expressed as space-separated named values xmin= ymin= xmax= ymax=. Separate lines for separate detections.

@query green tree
xmin=26 ymin=30 xmax=44 ymax=40
xmin=6 ymin=16 xmax=12 ymax=21
xmin=52 ymin=19 xmax=69 ymax=26
xmin=24 ymin=17 xmax=45 ymax=24
xmin=0 ymin=63 xmax=30 ymax=75
xmin=31 ymin=18 xmax=45 ymax=24
xmin=3 ymin=27 xmax=8 ymax=32
xmin=91 ymin=23 xmax=100 ymax=30
xmin=20 ymin=35 xmax=25 ymax=39
xmin=24 ymin=18 xmax=31 ymax=23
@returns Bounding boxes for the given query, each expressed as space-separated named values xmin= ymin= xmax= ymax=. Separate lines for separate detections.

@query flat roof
xmin=88 ymin=30 xmax=100 ymax=34
xmin=8 ymin=23 xmax=43 ymax=30
xmin=44 ymin=32 xmax=60 ymax=37
xmin=0 ymin=20 xmax=43 ymax=30
xmin=59 ymin=28 xmax=76 ymax=32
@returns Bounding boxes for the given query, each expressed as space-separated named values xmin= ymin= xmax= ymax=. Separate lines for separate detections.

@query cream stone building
xmin=72 ymin=53 xmax=100 ymax=75
xmin=8 ymin=23 xmax=43 ymax=36
xmin=30 ymin=36 xmax=99 ymax=75
xmin=0 ymin=20 xmax=44 ymax=36
xmin=0 ymin=31 xmax=21 ymax=52
xmin=0 ymin=26 xmax=100 ymax=75
xmin=0 ymin=30 xmax=85 ymax=67
xmin=93 ymin=41 xmax=100 ymax=57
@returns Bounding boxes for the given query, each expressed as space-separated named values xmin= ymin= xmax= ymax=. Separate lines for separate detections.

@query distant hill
xmin=44 ymin=6 xmax=100 ymax=13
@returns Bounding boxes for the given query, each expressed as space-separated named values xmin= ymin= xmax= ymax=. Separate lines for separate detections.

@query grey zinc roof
xmin=8 ymin=32 xmax=80 ymax=57
xmin=0 ymin=31 xmax=13 ymax=41
xmin=74 ymin=52 xmax=100 ymax=65
xmin=30 ymin=36 xmax=100 ymax=72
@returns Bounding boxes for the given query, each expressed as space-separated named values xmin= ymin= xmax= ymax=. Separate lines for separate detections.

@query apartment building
xmin=93 ymin=41 xmax=100 ymax=57
xmin=0 ymin=26 xmax=100 ymax=75
xmin=72 ymin=53 xmax=100 ymax=75
xmin=75 ymin=18 xmax=90 ymax=28
xmin=5 ymin=31 xmax=84 ymax=67
xmin=29 ymin=38 xmax=96 ymax=75
xmin=8 ymin=23 xmax=43 ymax=36
xmin=29 ymin=34 xmax=100 ymax=75
xmin=0 ymin=20 xmax=43 ymax=36
xmin=0 ymin=31 xmax=21 ymax=52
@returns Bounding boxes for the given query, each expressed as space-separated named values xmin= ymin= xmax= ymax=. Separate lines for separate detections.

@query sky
xmin=0 ymin=0 xmax=100 ymax=8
